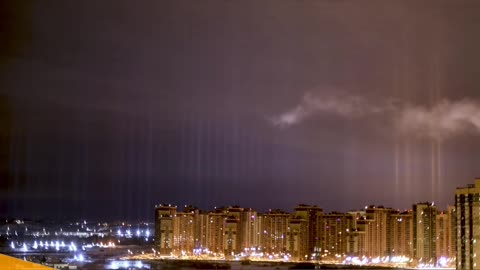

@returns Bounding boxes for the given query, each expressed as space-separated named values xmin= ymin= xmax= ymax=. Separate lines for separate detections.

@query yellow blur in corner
xmin=0 ymin=254 xmax=53 ymax=269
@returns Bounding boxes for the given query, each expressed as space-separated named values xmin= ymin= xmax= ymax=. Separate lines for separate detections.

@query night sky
xmin=1 ymin=1 xmax=480 ymax=221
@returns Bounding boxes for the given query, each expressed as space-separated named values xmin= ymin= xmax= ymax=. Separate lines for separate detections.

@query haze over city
xmin=2 ymin=0 xmax=480 ymax=222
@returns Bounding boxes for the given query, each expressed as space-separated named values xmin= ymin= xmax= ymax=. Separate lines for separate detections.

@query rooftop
xmin=0 ymin=254 xmax=52 ymax=270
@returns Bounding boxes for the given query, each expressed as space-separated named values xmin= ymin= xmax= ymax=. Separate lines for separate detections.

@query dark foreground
xmin=81 ymin=259 xmax=410 ymax=270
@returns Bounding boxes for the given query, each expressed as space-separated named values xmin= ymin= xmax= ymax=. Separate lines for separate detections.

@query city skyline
xmin=2 ymin=1 xmax=480 ymax=222
xmin=3 ymin=178 xmax=477 ymax=269
xmin=152 ymin=200 xmax=456 ymax=265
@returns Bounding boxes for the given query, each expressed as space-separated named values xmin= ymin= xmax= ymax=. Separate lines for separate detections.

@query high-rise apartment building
xmin=224 ymin=207 xmax=243 ymax=256
xmin=287 ymin=216 xmax=308 ymax=260
xmin=224 ymin=215 xmax=239 ymax=257
xmin=436 ymin=208 xmax=455 ymax=259
xmin=238 ymin=208 xmax=260 ymax=251
xmin=455 ymin=179 xmax=480 ymax=270
xmin=155 ymin=204 xmax=177 ymax=255
xmin=176 ymin=206 xmax=196 ymax=255
xmin=346 ymin=211 xmax=367 ymax=257
xmin=207 ymin=208 xmax=226 ymax=256
xmin=413 ymin=202 xmax=437 ymax=263
xmin=390 ymin=211 xmax=413 ymax=258
xmin=319 ymin=212 xmax=350 ymax=257
xmin=293 ymin=204 xmax=323 ymax=260
xmin=364 ymin=206 xmax=395 ymax=257
xmin=195 ymin=211 xmax=209 ymax=250
xmin=447 ymin=205 xmax=456 ymax=259
xmin=260 ymin=209 xmax=289 ymax=254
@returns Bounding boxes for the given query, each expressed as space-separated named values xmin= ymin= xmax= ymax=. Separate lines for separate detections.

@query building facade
xmin=206 ymin=208 xmax=226 ymax=256
xmin=364 ymin=206 xmax=395 ymax=257
xmin=287 ymin=216 xmax=308 ymax=260
xmin=239 ymin=208 xmax=260 ymax=251
xmin=436 ymin=208 xmax=455 ymax=260
xmin=346 ymin=211 xmax=367 ymax=257
xmin=176 ymin=209 xmax=195 ymax=255
xmin=154 ymin=204 xmax=177 ymax=255
xmin=390 ymin=211 xmax=413 ymax=258
xmin=293 ymin=204 xmax=323 ymax=260
xmin=413 ymin=202 xmax=437 ymax=263
xmin=447 ymin=205 xmax=456 ymax=259
xmin=319 ymin=212 xmax=350 ymax=258
xmin=260 ymin=209 xmax=289 ymax=254
xmin=455 ymin=179 xmax=480 ymax=270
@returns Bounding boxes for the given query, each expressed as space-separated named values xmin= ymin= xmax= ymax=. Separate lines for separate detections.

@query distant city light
xmin=74 ymin=254 xmax=85 ymax=262
xmin=70 ymin=242 xmax=77 ymax=252
xmin=109 ymin=261 xmax=120 ymax=270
